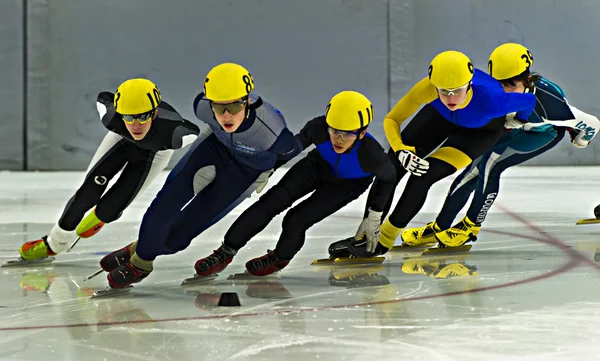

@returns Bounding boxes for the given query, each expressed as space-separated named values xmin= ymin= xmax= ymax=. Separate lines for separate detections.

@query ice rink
xmin=1 ymin=166 xmax=599 ymax=361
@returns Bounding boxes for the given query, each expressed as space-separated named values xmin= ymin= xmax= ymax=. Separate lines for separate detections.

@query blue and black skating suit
xmin=134 ymin=93 xmax=301 ymax=261
xmin=222 ymin=115 xmax=396 ymax=260
xmin=436 ymin=77 xmax=600 ymax=229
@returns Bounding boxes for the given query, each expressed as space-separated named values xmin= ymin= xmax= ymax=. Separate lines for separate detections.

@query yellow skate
xmin=435 ymin=216 xmax=480 ymax=248
xmin=66 ymin=209 xmax=106 ymax=252
xmin=19 ymin=237 xmax=56 ymax=260
xmin=1 ymin=237 xmax=58 ymax=267
xmin=399 ymin=222 xmax=441 ymax=247
xmin=76 ymin=208 xmax=105 ymax=238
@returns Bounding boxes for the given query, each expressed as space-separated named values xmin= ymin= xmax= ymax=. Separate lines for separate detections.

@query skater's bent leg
xmin=382 ymin=147 xmax=471 ymax=248
xmin=435 ymin=160 xmax=480 ymax=230
xmin=224 ymin=157 xmax=322 ymax=251
xmin=135 ymin=137 xmax=220 ymax=261
xmin=95 ymin=148 xmax=173 ymax=223
xmin=163 ymin=164 xmax=261 ymax=255
xmin=58 ymin=140 xmax=129 ymax=231
xmin=275 ymin=181 xmax=369 ymax=260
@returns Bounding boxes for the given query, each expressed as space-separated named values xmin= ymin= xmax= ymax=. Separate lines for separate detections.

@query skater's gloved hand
xmin=568 ymin=128 xmax=590 ymax=148
xmin=255 ymin=170 xmax=274 ymax=194
xmin=355 ymin=208 xmax=383 ymax=253
xmin=504 ymin=112 xmax=527 ymax=129
xmin=398 ymin=150 xmax=429 ymax=176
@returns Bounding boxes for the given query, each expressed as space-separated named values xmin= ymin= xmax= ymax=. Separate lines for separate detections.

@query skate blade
xmin=181 ymin=274 xmax=218 ymax=286
xmin=422 ymin=245 xmax=472 ymax=255
xmin=83 ymin=269 xmax=104 ymax=281
xmin=311 ymin=256 xmax=385 ymax=265
xmin=576 ymin=218 xmax=600 ymax=225
xmin=390 ymin=243 xmax=437 ymax=252
xmin=91 ymin=285 xmax=133 ymax=299
xmin=1 ymin=256 xmax=56 ymax=268
xmin=226 ymin=271 xmax=281 ymax=281
xmin=66 ymin=237 xmax=81 ymax=253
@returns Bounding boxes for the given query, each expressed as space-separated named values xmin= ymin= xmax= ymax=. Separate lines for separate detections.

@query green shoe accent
xmin=19 ymin=237 xmax=53 ymax=260
xmin=76 ymin=209 xmax=105 ymax=238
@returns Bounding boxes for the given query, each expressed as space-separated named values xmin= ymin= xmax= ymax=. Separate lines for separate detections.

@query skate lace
xmin=203 ymin=249 xmax=228 ymax=269
xmin=253 ymin=250 xmax=283 ymax=268
xmin=447 ymin=222 xmax=469 ymax=239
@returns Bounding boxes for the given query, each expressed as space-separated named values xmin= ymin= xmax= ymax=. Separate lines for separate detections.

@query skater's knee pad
xmin=193 ymin=166 xmax=216 ymax=194
xmin=47 ymin=224 xmax=74 ymax=254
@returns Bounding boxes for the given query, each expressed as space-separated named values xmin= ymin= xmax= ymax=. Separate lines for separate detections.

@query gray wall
xmin=2 ymin=0 xmax=600 ymax=169
xmin=0 ymin=0 xmax=24 ymax=170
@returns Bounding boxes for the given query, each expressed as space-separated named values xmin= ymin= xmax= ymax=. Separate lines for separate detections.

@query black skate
xmin=245 ymin=250 xmax=289 ymax=276
xmin=328 ymin=237 xmax=354 ymax=259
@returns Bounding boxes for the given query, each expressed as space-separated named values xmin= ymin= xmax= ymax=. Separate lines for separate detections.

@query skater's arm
xmin=268 ymin=128 xmax=302 ymax=170
xmin=169 ymin=119 xmax=200 ymax=149
xmin=384 ymin=77 xmax=437 ymax=152
xmin=561 ymin=105 xmax=600 ymax=147
xmin=500 ymin=91 xmax=536 ymax=122
xmin=358 ymin=138 xmax=396 ymax=212
xmin=296 ymin=116 xmax=327 ymax=150
xmin=97 ymin=91 xmax=126 ymax=133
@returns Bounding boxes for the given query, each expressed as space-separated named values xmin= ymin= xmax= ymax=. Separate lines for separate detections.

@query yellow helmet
xmin=325 ymin=90 xmax=374 ymax=131
xmin=114 ymin=78 xmax=161 ymax=115
xmin=203 ymin=63 xmax=254 ymax=102
xmin=488 ymin=43 xmax=534 ymax=80
xmin=428 ymin=50 xmax=474 ymax=89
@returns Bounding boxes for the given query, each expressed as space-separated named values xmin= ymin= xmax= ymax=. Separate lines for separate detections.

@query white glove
xmin=255 ymin=170 xmax=274 ymax=194
xmin=504 ymin=112 xmax=527 ymax=129
xmin=354 ymin=208 xmax=383 ymax=253
xmin=571 ymin=129 xmax=590 ymax=148
xmin=398 ymin=150 xmax=429 ymax=176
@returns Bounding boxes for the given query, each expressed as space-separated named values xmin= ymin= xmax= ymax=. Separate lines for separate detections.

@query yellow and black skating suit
xmin=365 ymin=68 xmax=537 ymax=244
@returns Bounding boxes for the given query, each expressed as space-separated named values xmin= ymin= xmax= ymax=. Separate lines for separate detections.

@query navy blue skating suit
xmin=134 ymin=93 xmax=301 ymax=260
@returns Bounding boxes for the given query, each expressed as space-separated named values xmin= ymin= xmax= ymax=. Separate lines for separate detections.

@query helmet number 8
xmin=242 ymin=74 xmax=254 ymax=94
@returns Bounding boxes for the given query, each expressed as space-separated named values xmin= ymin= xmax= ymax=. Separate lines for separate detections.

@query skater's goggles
xmin=122 ymin=110 xmax=155 ymax=124
xmin=210 ymin=100 xmax=247 ymax=115
xmin=436 ymin=83 xmax=470 ymax=96
xmin=328 ymin=127 xmax=361 ymax=141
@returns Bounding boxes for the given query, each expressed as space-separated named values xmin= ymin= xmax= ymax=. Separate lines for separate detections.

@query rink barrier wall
xmin=2 ymin=0 xmax=600 ymax=170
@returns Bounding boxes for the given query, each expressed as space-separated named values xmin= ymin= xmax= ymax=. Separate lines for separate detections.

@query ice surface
xmin=0 ymin=167 xmax=599 ymax=361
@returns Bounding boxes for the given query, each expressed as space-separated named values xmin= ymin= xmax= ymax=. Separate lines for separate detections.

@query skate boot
xmin=245 ymin=250 xmax=289 ymax=276
xmin=19 ymin=236 xmax=56 ymax=260
xmin=76 ymin=208 xmax=105 ymax=238
xmin=328 ymin=236 xmax=389 ymax=260
xmin=99 ymin=241 xmax=137 ymax=272
xmin=400 ymin=222 xmax=441 ymax=247
xmin=328 ymin=237 xmax=354 ymax=259
xmin=194 ymin=244 xmax=237 ymax=277
xmin=107 ymin=262 xmax=151 ymax=289
xmin=435 ymin=216 xmax=480 ymax=247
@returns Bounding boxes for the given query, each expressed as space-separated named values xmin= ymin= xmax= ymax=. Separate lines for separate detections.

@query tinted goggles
xmin=211 ymin=100 xmax=247 ymax=115
xmin=122 ymin=110 xmax=154 ymax=124
xmin=328 ymin=127 xmax=361 ymax=141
